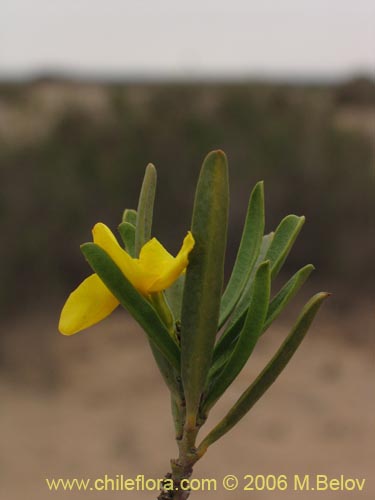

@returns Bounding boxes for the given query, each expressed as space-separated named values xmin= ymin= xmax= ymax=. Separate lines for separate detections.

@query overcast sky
xmin=1 ymin=0 xmax=374 ymax=79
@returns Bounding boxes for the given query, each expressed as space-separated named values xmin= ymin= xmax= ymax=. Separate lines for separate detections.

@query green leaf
xmin=118 ymin=222 xmax=136 ymax=257
xmin=165 ymin=274 xmax=185 ymax=323
xmin=209 ymin=264 xmax=314 ymax=382
xmin=215 ymin=215 xmax=304 ymax=373
xmin=210 ymin=222 xmax=308 ymax=380
xmin=148 ymin=340 xmax=182 ymax=401
xmin=209 ymin=315 xmax=244 ymax=382
xmin=135 ymin=163 xmax=157 ymax=256
xmin=225 ymin=232 xmax=274 ymax=330
xmin=202 ymin=261 xmax=271 ymax=414
xmin=266 ymin=214 xmax=305 ymax=278
xmin=181 ymin=150 xmax=229 ymax=426
xmin=219 ymin=181 xmax=264 ymax=328
xmin=212 ymin=233 xmax=274 ymax=370
xmin=122 ymin=208 xmax=137 ymax=226
xmin=81 ymin=242 xmax=180 ymax=371
xmin=264 ymin=264 xmax=314 ymax=331
xmin=198 ymin=292 xmax=330 ymax=452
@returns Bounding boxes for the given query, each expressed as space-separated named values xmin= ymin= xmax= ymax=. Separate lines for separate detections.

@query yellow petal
xmin=136 ymin=238 xmax=174 ymax=292
xmin=59 ymin=274 xmax=119 ymax=335
xmin=139 ymin=237 xmax=174 ymax=271
xmin=92 ymin=222 xmax=144 ymax=290
xmin=148 ymin=231 xmax=195 ymax=292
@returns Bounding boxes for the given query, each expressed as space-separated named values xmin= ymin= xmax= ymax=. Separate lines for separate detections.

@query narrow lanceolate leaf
xmin=135 ymin=163 xmax=157 ymax=256
xmin=181 ymin=150 xmax=229 ymax=427
xmin=122 ymin=208 xmax=137 ymax=226
xmin=165 ymin=274 xmax=185 ymax=323
xmin=219 ymin=181 xmax=265 ymax=328
xmin=118 ymin=222 xmax=136 ymax=257
xmin=81 ymin=242 xmax=180 ymax=371
xmin=225 ymin=232 xmax=274 ymax=331
xmin=263 ymin=264 xmax=314 ymax=331
xmin=198 ymin=292 xmax=330 ymax=452
xmin=209 ymin=264 xmax=314 ymax=381
xmin=209 ymin=315 xmax=244 ymax=382
xmin=266 ymin=214 xmax=305 ymax=278
xmin=148 ymin=341 xmax=182 ymax=401
xmin=203 ymin=261 xmax=271 ymax=414
xmin=211 ymin=233 xmax=274 ymax=373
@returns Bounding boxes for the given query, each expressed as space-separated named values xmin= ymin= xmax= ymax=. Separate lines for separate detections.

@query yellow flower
xmin=59 ymin=223 xmax=195 ymax=335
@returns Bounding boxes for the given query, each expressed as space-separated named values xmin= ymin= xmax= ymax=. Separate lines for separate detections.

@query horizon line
xmin=0 ymin=68 xmax=373 ymax=85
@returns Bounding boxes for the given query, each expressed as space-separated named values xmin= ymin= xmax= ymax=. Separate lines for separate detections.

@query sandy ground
xmin=1 ymin=306 xmax=374 ymax=499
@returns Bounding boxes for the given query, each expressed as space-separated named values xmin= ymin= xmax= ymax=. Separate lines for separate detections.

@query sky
xmin=0 ymin=0 xmax=374 ymax=79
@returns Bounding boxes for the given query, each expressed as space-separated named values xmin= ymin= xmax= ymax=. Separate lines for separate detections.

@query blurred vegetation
xmin=0 ymin=77 xmax=374 ymax=315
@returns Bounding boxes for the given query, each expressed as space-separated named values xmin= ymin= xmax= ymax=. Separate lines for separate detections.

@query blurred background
xmin=1 ymin=1 xmax=374 ymax=499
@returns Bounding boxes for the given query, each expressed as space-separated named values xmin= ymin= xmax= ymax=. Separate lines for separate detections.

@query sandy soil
xmin=1 ymin=307 xmax=374 ymax=499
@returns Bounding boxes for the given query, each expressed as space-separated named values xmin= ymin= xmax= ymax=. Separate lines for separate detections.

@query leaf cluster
xmin=82 ymin=151 xmax=329 ymax=453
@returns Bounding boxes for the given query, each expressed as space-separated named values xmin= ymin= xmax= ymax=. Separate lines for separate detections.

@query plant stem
xmin=158 ymin=415 xmax=207 ymax=500
xmin=151 ymin=292 xmax=178 ymax=342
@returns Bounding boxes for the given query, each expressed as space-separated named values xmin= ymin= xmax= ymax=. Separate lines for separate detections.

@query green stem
xmin=171 ymin=395 xmax=184 ymax=441
xmin=150 ymin=292 xmax=178 ymax=342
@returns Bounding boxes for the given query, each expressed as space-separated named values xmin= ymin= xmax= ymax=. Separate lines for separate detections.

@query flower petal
xmin=92 ymin=222 xmax=144 ymax=290
xmin=59 ymin=274 xmax=119 ymax=335
xmin=139 ymin=237 xmax=174 ymax=272
xmin=148 ymin=231 xmax=195 ymax=292
xmin=137 ymin=238 xmax=174 ymax=292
